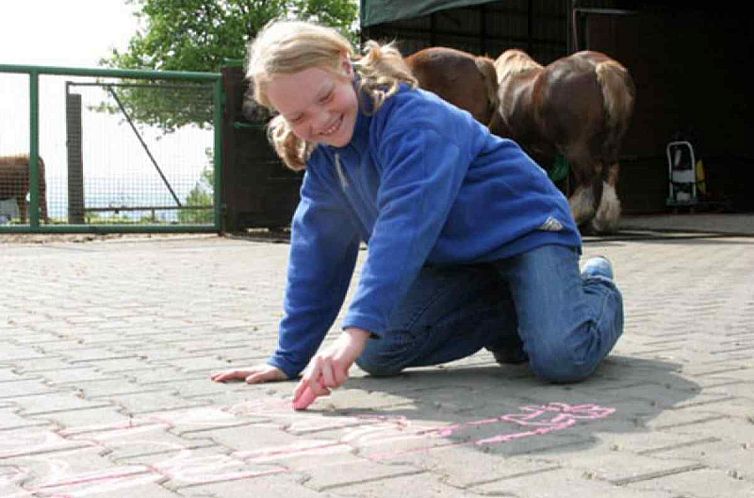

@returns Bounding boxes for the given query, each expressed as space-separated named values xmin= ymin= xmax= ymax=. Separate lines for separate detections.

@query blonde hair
xmin=246 ymin=20 xmax=417 ymax=170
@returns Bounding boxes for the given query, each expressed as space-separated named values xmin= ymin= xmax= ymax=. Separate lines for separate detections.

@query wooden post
xmin=66 ymin=92 xmax=85 ymax=224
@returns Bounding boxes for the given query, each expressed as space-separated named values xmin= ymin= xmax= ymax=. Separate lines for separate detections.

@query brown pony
xmin=492 ymin=49 xmax=635 ymax=233
xmin=405 ymin=47 xmax=499 ymax=127
xmin=0 ymin=154 xmax=48 ymax=223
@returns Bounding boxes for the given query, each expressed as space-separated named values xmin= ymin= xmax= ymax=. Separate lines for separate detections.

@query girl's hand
xmin=293 ymin=328 xmax=370 ymax=403
xmin=210 ymin=364 xmax=287 ymax=384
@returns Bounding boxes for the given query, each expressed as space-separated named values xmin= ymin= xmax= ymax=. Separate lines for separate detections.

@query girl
xmin=211 ymin=20 xmax=624 ymax=408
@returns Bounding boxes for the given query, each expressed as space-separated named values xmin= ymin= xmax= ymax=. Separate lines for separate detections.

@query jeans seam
xmin=398 ymin=275 xmax=456 ymax=333
xmin=588 ymin=278 xmax=623 ymax=355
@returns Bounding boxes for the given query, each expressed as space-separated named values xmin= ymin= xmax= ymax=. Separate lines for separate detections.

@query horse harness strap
xmin=548 ymin=154 xmax=570 ymax=183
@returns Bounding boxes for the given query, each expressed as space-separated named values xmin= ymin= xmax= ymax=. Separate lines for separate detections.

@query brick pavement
xmin=0 ymin=217 xmax=753 ymax=497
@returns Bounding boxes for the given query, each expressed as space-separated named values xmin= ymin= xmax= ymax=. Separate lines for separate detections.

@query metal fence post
xmin=213 ymin=77 xmax=224 ymax=232
xmin=29 ymin=70 xmax=40 ymax=229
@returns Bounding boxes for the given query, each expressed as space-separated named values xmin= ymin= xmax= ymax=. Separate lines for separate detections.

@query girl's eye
xmin=289 ymin=115 xmax=303 ymax=124
xmin=319 ymin=91 xmax=334 ymax=104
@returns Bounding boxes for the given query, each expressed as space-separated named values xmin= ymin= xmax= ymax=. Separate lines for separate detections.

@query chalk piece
xmin=292 ymin=384 xmax=319 ymax=411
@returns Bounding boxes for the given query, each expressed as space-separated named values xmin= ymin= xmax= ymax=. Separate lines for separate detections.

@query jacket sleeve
xmin=267 ymin=157 xmax=360 ymax=379
xmin=342 ymin=103 xmax=471 ymax=335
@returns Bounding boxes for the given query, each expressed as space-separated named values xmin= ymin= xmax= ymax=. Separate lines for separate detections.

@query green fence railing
xmin=0 ymin=64 xmax=223 ymax=233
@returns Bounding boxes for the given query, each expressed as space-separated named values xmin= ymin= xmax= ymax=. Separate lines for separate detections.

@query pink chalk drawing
xmin=5 ymin=402 xmax=615 ymax=496
xmin=367 ymin=402 xmax=616 ymax=460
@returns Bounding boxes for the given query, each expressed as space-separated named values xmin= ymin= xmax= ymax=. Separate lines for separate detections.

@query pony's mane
xmin=494 ymin=49 xmax=542 ymax=83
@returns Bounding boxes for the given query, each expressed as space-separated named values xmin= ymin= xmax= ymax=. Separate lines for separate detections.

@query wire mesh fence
xmin=0 ymin=65 xmax=221 ymax=232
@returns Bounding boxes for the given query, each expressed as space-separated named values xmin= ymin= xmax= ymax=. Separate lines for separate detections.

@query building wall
xmin=362 ymin=0 xmax=571 ymax=64
xmin=363 ymin=1 xmax=754 ymax=213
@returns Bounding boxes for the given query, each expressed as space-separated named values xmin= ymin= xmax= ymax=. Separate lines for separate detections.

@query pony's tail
xmin=474 ymin=56 xmax=500 ymax=128
xmin=596 ymin=59 xmax=635 ymax=157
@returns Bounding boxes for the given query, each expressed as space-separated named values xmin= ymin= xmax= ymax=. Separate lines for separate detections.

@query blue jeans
xmin=355 ymin=244 xmax=624 ymax=383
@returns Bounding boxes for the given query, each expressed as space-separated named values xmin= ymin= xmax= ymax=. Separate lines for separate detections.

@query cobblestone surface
xmin=1 ymin=215 xmax=753 ymax=497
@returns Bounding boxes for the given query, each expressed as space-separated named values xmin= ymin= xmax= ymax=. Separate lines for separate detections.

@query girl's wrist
xmin=340 ymin=327 xmax=370 ymax=362
xmin=344 ymin=327 xmax=371 ymax=342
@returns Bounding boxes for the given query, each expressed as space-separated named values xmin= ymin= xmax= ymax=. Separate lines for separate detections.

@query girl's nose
xmin=310 ymin=112 xmax=330 ymax=134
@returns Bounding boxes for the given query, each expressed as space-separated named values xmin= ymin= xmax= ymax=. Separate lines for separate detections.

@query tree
xmin=178 ymin=163 xmax=214 ymax=224
xmin=98 ymin=0 xmax=360 ymax=131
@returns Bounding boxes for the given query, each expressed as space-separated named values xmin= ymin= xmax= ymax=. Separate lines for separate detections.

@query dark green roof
xmin=360 ymin=0 xmax=495 ymax=27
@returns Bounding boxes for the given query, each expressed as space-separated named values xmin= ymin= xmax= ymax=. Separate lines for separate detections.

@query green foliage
xmin=90 ymin=81 xmax=215 ymax=134
xmin=84 ymin=211 xmax=140 ymax=224
xmin=178 ymin=164 xmax=214 ymax=224
xmin=98 ymin=0 xmax=359 ymax=131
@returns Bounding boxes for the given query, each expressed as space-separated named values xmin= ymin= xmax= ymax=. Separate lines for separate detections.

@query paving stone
xmin=0 ymin=345 xmax=48 ymax=363
xmin=659 ymin=415 xmax=754 ymax=446
xmin=12 ymin=392 xmax=113 ymax=416
xmin=0 ymin=368 xmax=37 ymax=382
xmin=1 ymin=446 xmax=155 ymax=496
xmin=133 ymin=377 xmax=233 ymax=399
xmin=300 ymin=456 xmax=422 ymax=493
xmin=1 ymin=223 xmax=753 ymax=497
xmin=10 ymin=332 xmax=70 ymax=346
xmin=73 ymin=378 xmax=160 ymax=398
xmin=0 ymin=427 xmax=89 ymax=459
xmin=36 ymin=365 xmax=121 ymax=386
xmin=5 ymin=356 xmax=77 ymax=374
xmin=175 ymin=472 xmax=333 ymax=498
xmin=125 ymin=405 xmax=269 ymax=437
xmin=554 ymin=451 xmax=711 ymax=484
xmin=27 ymin=405 xmax=133 ymax=431
xmin=123 ymin=366 xmax=186 ymax=385
xmin=331 ymin=470 xmax=495 ymax=497
xmin=96 ymin=390 xmax=210 ymax=415
xmin=73 ymin=356 xmax=155 ymax=373
xmin=636 ymin=437 xmax=754 ymax=485
xmin=192 ymin=421 xmax=310 ymax=450
xmin=0 ymin=464 xmax=34 ymax=497
xmin=0 ymin=407 xmax=50 ymax=431
xmin=470 ymin=467 xmax=676 ymax=497
xmin=626 ymin=467 xmax=754 ymax=498
xmin=119 ymin=445 xmax=281 ymax=490
xmin=154 ymin=356 xmax=239 ymax=374
xmin=68 ymin=422 xmax=217 ymax=461
xmin=0 ymin=380 xmax=68 ymax=401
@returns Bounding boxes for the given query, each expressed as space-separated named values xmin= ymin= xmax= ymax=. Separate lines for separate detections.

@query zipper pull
xmin=335 ymin=153 xmax=349 ymax=189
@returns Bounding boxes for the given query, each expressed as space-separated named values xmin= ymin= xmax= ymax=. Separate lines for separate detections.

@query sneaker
xmin=493 ymin=348 xmax=528 ymax=365
xmin=581 ymin=255 xmax=614 ymax=280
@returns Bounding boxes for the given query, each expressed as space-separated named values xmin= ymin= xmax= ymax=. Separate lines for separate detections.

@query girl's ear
xmin=340 ymin=54 xmax=354 ymax=77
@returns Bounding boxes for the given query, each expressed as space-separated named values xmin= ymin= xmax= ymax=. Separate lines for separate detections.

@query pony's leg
xmin=17 ymin=195 xmax=27 ymax=224
xmin=590 ymin=163 xmax=622 ymax=234
xmin=40 ymin=177 xmax=48 ymax=223
xmin=565 ymin=151 xmax=600 ymax=228
xmin=568 ymin=184 xmax=595 ymax=227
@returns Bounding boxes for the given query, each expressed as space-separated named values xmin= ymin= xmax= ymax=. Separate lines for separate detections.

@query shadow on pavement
xmin=319 ymin=355 xmax=700 ymax=459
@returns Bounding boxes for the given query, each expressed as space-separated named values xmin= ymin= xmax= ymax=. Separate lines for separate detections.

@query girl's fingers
xmin=293 ymin=365 xmax=315 ymax=400
xmin=211 ymin=370 xmax=248 ymax=383
xmin=308 ymin=357 xmax=325 ymax=393
xmin=212 ymin=365 xmax=287 ymax=384
xmin=293 ymin=377 xmax=309 ymax=401
xmin=333 ymin=364 xmax=349 ymax=387
xmin=245 ymin=371 xmax=266 ymax=384
xmin=320 ymin=360 xmax=336 ymax=389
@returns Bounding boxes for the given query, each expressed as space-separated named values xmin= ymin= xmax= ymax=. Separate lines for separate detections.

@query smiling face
xmin=265 ymin=58 xmax=359 ymax=148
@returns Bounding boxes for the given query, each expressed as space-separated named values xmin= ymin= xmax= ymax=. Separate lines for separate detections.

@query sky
xmin=0 ymin=1 xmax=215 ymax=221
xmin=0 ymin=0 xmax=139 ymax=67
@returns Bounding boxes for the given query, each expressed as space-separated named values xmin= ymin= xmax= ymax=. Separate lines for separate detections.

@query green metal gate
xmin=0 ymin=64 xmax=223 ymax=233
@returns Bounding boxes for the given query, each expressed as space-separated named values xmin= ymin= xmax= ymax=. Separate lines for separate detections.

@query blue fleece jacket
xmin=267 ymin=86 xmax=581 ymax=379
